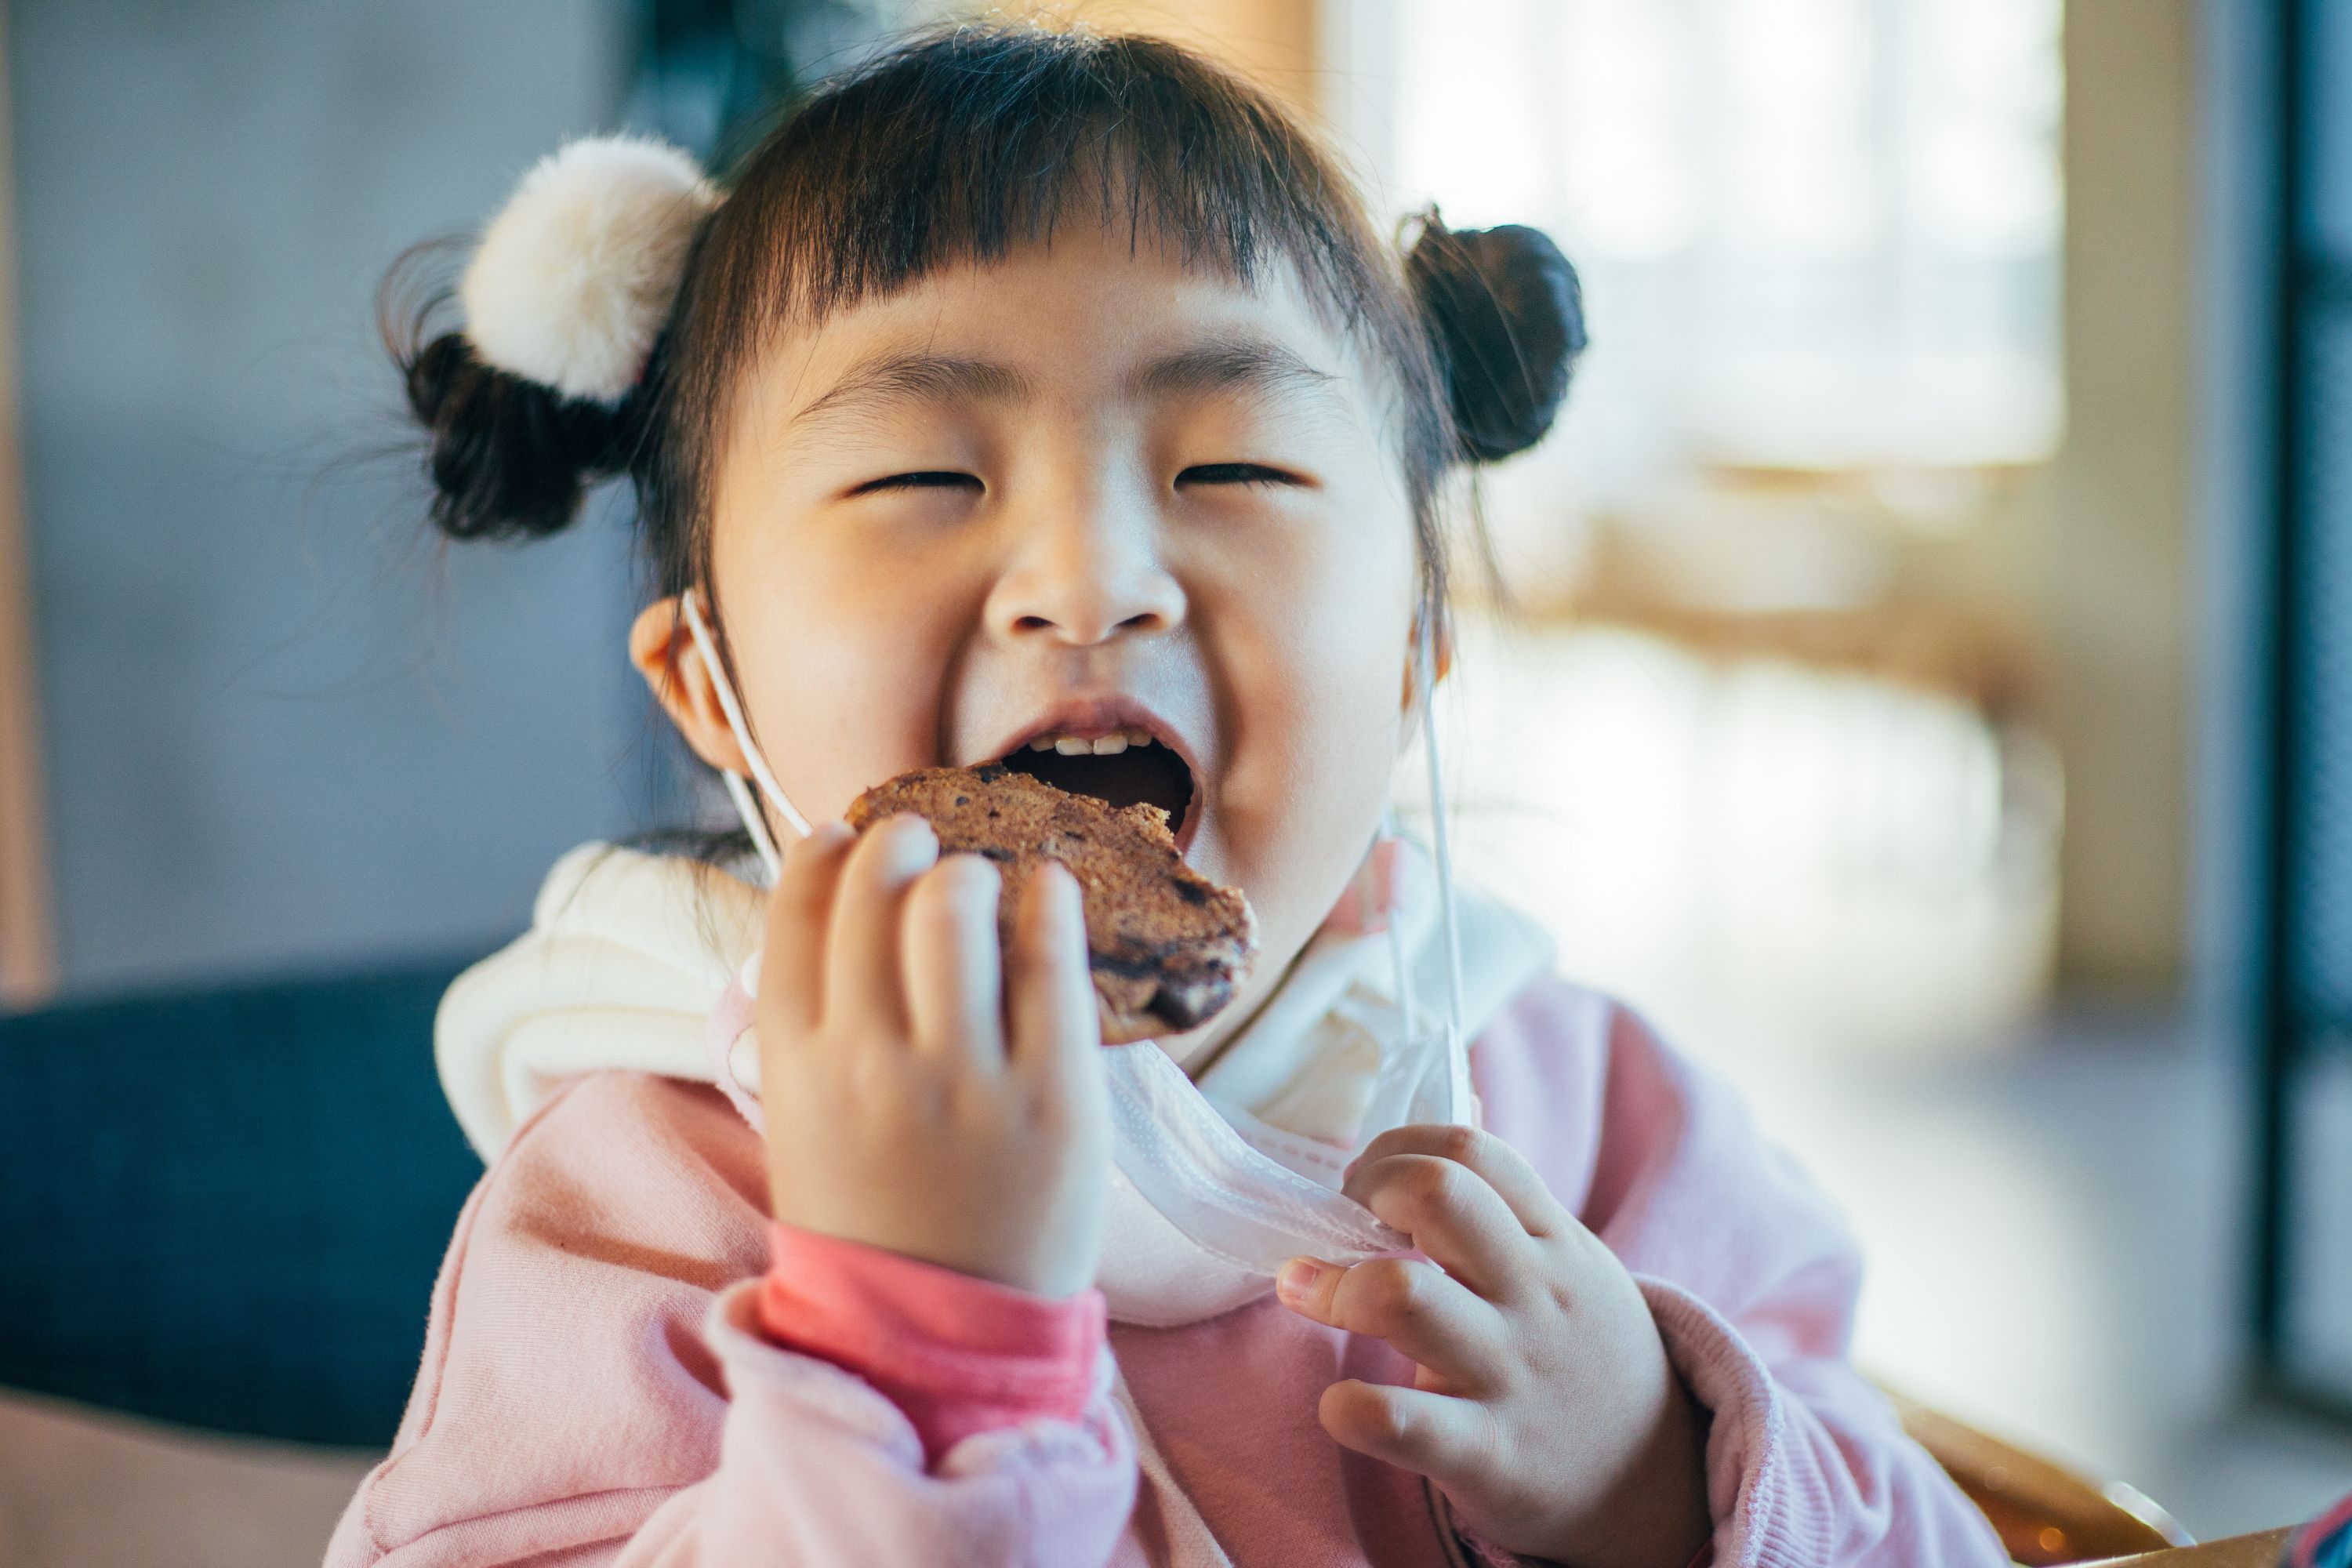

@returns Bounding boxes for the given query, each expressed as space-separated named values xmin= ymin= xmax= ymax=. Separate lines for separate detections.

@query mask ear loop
xmin=677 ymin=589 xmax=811 ymax=882
xmin=1415 ymin=612 xmax=1472 ymax=1120
xmin=1381 ymin=808 xmax=1420 ymax=1040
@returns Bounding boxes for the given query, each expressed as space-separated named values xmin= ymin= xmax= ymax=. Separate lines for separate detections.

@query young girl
xmin=330 ymin=25 xmax=2008 ymax=1568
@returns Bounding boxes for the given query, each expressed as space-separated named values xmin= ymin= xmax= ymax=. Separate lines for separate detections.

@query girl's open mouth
xmin=996 ymin=729 xmax=1198 ymax=844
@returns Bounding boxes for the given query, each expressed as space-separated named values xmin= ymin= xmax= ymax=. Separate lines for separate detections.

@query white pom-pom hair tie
xmin=459 ymin=136 xmax=719 ymax=405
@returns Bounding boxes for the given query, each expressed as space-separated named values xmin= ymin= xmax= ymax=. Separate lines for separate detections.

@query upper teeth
xmin=1028 ymin=728 xmax=1155 ymax=756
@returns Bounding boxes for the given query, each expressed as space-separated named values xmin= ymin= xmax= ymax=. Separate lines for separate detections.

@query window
xmin=1335 ymin=0 xmax=2069 ymax=1056
xmin=1344 ymin=0 xmax=2061 ymax=529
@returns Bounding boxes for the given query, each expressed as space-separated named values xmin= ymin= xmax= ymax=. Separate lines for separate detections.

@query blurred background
xmin=0 ymin=0 xmax=2346 ymax=1562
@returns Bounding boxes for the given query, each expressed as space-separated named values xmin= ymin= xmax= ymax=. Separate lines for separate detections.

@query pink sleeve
xmin=619 ymin=1282 xmax=1138 ymax=1567
xmin=322 ymin=1071 xmax=1138 ymax=1568
xmin=757 ymin=1221 xmax=1107 ymax=1464
xmin=1468 ymin=984 xmax=2009 ymax=1568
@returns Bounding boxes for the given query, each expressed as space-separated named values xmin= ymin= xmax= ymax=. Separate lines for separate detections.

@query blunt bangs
xmin=637 ymin=24 xmax=1453 ymax=601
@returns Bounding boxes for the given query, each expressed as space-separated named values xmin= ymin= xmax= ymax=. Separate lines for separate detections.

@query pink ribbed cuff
xmin=757 ymin=1221 xmax=1105 ymax=1465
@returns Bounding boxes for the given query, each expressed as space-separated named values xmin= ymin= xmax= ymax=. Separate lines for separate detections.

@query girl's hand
xmin=1276 ymin=1125 xmax=1711 ymax=1568
xmin=756 ymin=815 xmax=1109 ymax=1298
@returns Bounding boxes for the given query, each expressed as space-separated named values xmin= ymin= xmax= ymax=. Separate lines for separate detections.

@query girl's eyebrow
xmin=784 ymin=335 xmax=1341 ymax=438
xmin=1132 ymin=336 xmax=1342 ymax=405
xmin=789 ymin=353 xmax=1033 ymax=432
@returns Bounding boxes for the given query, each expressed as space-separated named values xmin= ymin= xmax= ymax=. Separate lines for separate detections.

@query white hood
xmin=437 ymin=843 xmax=767 ymax=1161
xmin=435 ymin=837 xmax=1555 ymax=1325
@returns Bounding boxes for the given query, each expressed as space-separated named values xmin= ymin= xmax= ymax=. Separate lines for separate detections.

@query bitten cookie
xmin=845 ymin=764 xmax=1257 ymax=1044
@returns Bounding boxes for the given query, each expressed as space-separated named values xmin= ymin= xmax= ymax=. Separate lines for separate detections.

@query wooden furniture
xmin=1896 ymin=1390 xmax=2312 ymax=1566
xmin=1886 ymin=1388 xmax=2190 ymax=1564
xmin=2095 ymin=1529 xmax=2296 ymax=1566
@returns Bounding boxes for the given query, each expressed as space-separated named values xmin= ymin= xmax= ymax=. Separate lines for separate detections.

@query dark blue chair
xmin=0 ymin=960 xmax=485 ymax=1447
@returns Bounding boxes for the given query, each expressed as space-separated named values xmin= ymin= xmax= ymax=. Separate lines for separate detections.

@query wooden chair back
xmin=1882 ymin=1388 xmax=2190 ymax=1564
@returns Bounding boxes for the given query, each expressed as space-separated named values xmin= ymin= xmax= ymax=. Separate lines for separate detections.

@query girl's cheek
xmin=822 ymin=615 xmax=952 ymax=775
xmin=1221 ymin=543 xmax=1409 ymax=871
xmin=726 ymin=556 xmax=946 ymax=817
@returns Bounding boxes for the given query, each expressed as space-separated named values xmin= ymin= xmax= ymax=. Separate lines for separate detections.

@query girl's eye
xmin=1176 ymin=462 xmax=1305 ymax=488
xmin=848 ymin=470 xmax=983 ymax=496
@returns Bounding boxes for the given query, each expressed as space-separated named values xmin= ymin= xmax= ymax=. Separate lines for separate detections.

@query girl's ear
xmin=629 ymin=597 xmax=757 ymax=777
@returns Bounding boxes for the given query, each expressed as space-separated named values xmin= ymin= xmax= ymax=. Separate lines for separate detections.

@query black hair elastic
xmin=401 ymin=331 xmax=630 ymax=542
xmin=1406 ymin=217 xmax=1587 ymax=464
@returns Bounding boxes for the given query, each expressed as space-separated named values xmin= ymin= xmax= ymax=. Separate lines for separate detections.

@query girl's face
xmin=637 ymin=224 xmax=1422 ymax=1064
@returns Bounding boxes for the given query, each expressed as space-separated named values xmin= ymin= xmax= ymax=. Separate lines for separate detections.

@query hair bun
xmin=401 ymin=329 xmax=627 ymax=541
xmin=1406 ymin=218 xmax=1586 ymax=463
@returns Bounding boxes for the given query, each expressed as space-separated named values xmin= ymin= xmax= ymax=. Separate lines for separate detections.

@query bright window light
xmin=1374 ymin=0 xmax=2063 ymax=485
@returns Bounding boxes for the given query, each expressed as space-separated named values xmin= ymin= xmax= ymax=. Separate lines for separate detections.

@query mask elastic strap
xmin=677 ymin=590 xmax=811 ymax=880
xmin=1416 ymin=614 xmax=1471 ymax=1117
xmin=1381 ymin=808 xmax=1419 ymax=1038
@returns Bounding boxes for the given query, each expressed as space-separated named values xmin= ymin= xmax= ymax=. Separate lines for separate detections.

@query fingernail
xmin=1035 ymin=858 xmax=1076 ymax=904
xmin=887 ymin=814 xmax=938 ymax=867
xmin=1276 ymin=1258 xmax=1325 ymax=1306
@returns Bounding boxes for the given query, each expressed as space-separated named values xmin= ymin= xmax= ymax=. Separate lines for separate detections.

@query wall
xmin=0 ymin=4 xmax=49 ymax=1004
xmin=1040 ymin=0 xmax=1319 ymax=111
xmin=9 ymin=1 xmax=659 ymax=996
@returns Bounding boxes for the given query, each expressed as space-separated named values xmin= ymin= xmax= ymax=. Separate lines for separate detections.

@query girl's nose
xmin=982 ymin=484 xmax=1186 ymax=648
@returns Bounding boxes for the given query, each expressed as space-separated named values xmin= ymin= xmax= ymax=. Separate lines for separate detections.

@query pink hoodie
xmin=324 ymin=965 xmax=2006 ymax=1567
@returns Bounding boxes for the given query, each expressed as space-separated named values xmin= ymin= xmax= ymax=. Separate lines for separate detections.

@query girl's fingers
xmin=1007 ymin=862 xmax=1098 ymax=1069
xmin=1316 ymin=1378 xmax=1491 ymax=1485
xmin=761 ymin=821 xmax=856 ymax=1035
xmin=1341 ymin=1150 xmax=1537 ymax=1301
xmin=1346 ymin=1123 xmax=1568 ymax=1238
xmin=1277 ymin=1254 xmax=1508 ymax=1392
xmin=901 ymin=853 xmax=1008 ymax=1066
xmin=822 ymin=814 xmax=938 ymax=1036
xmin=1007 ymin=862 xmax=1106 ymax=1160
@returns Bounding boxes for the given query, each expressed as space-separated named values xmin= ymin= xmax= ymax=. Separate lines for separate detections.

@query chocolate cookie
xmin=845 ymin=764 xmax=1256 ymax=1044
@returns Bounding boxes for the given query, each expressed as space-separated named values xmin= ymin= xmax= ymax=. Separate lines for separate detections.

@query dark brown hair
xmin=388 ymin=22 xmax=1580 ymax=657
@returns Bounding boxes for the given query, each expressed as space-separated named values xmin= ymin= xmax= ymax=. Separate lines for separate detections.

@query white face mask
xmin=677 ymin=584 xmax=1476 ymax=1324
